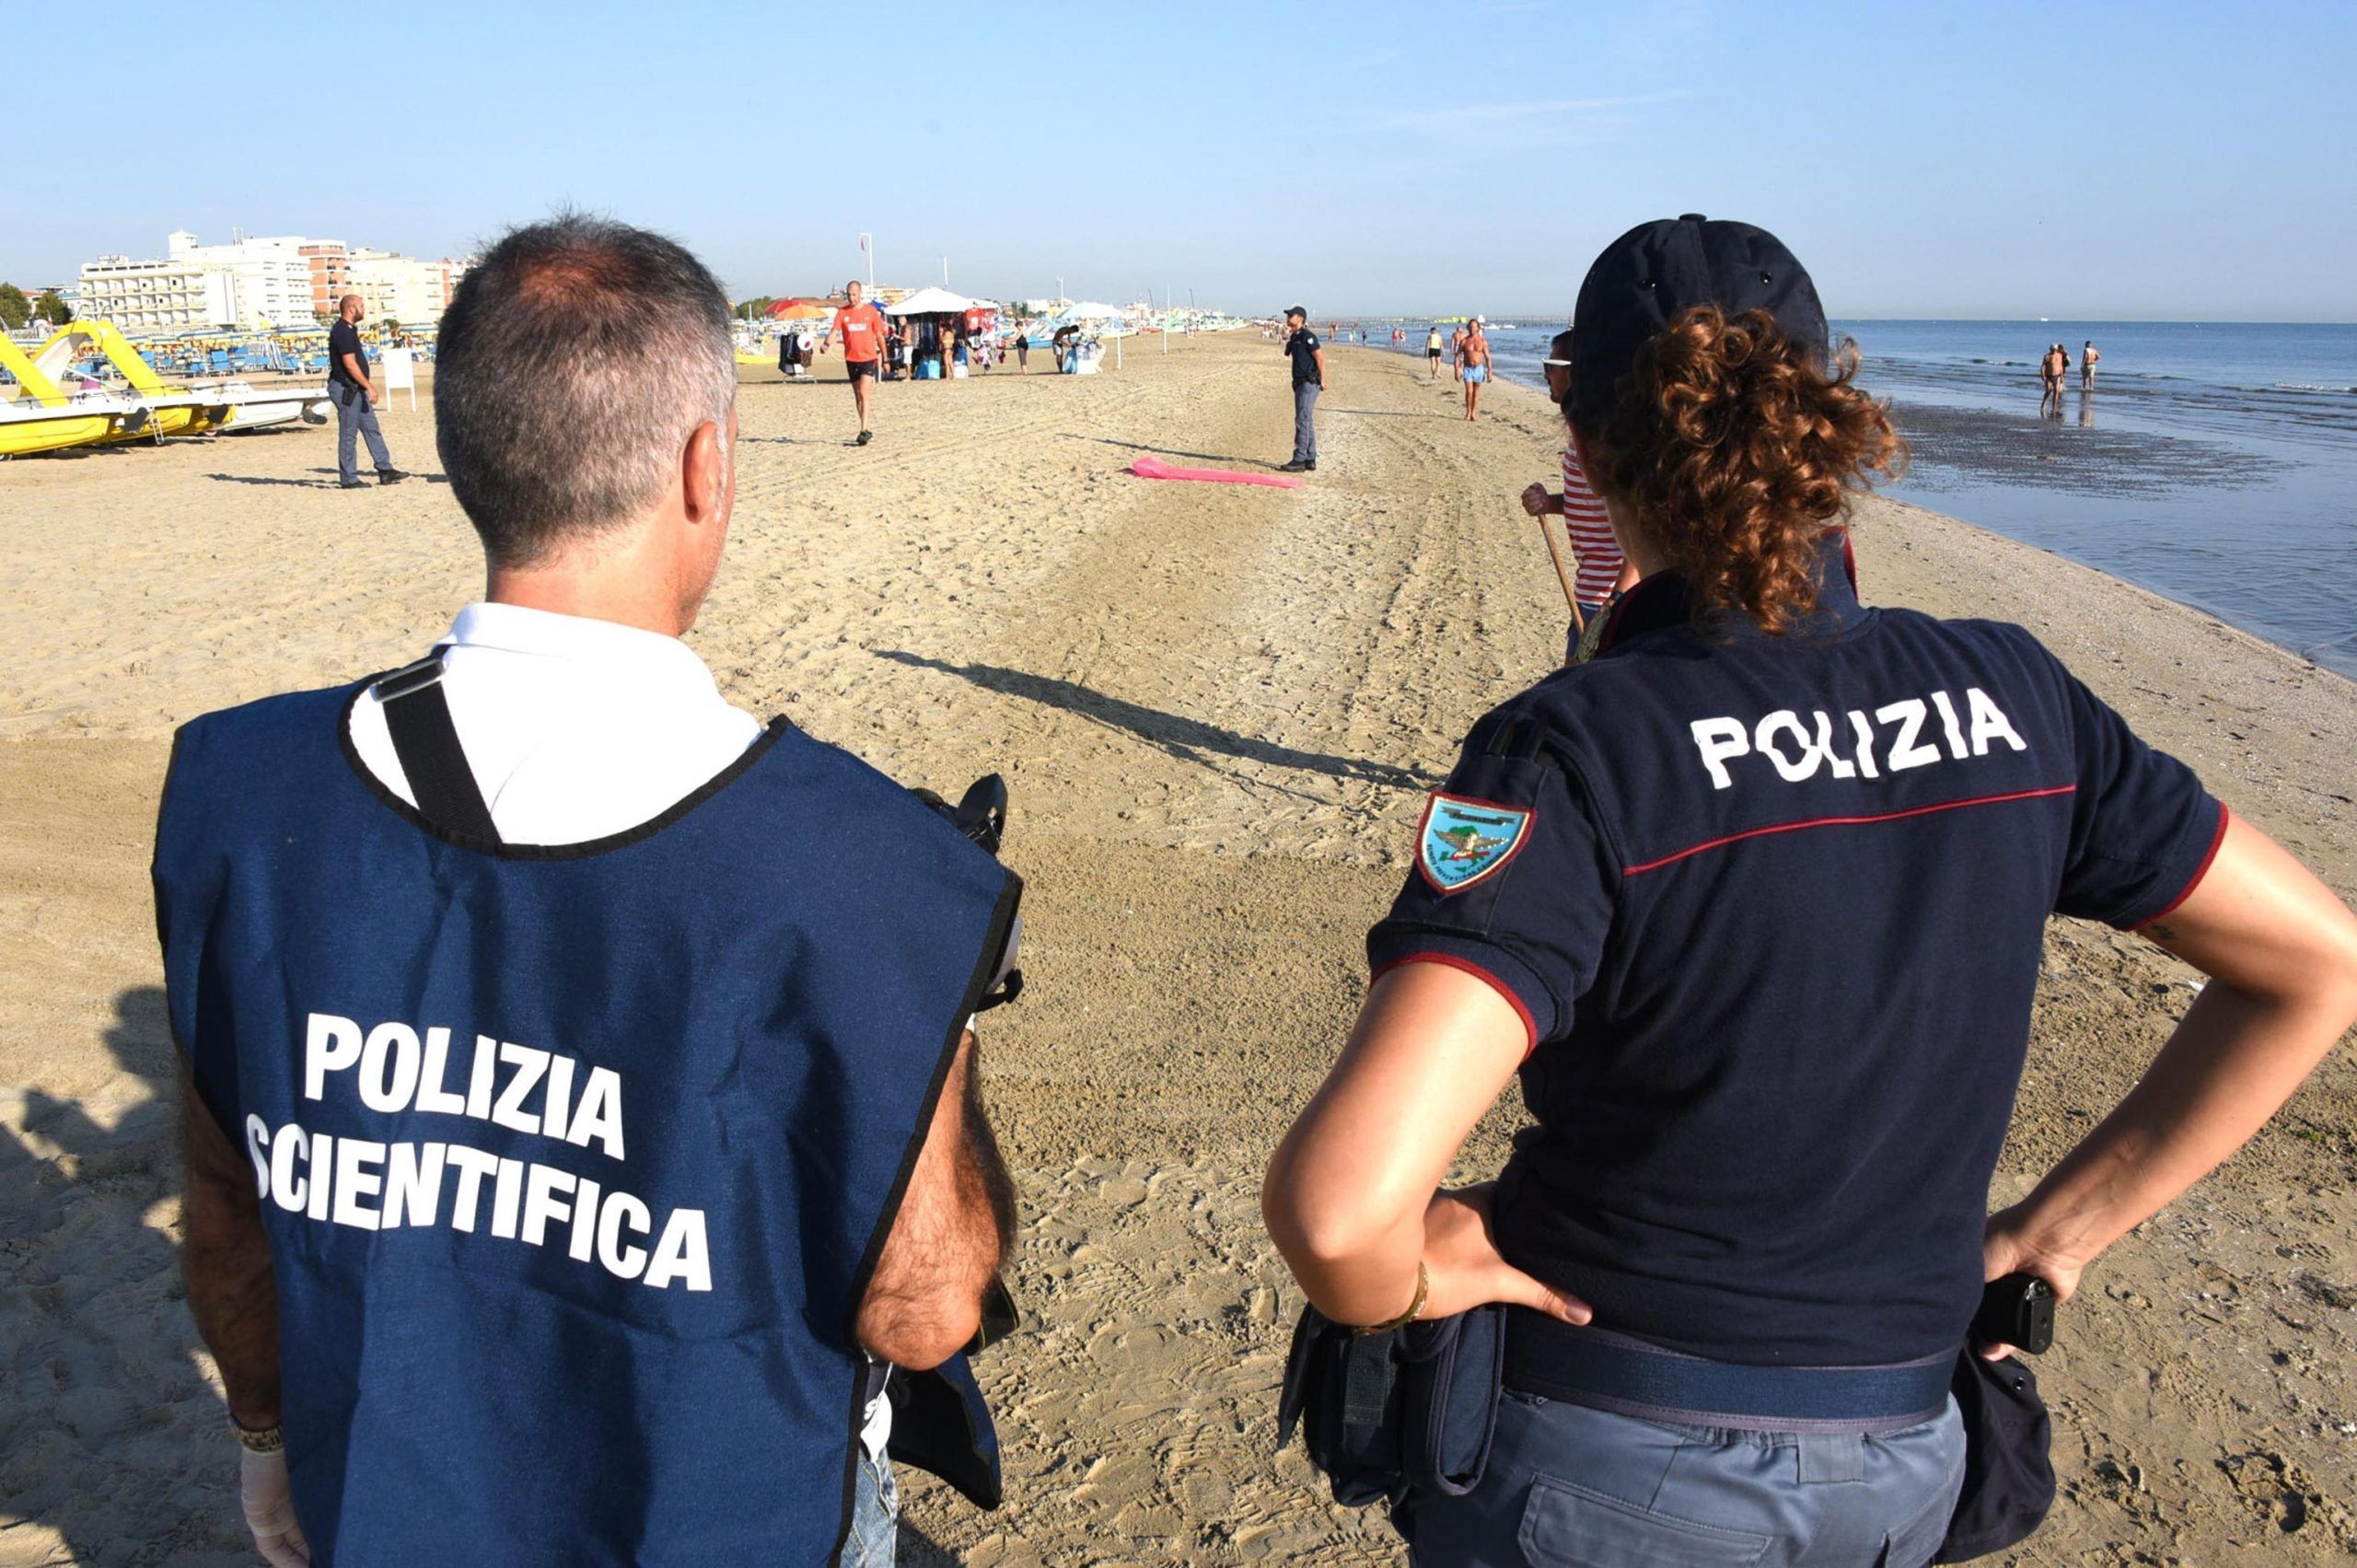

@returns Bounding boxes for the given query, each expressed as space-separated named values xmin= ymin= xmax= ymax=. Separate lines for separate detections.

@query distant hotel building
xmin=346 ymin=250 xmax=456 ymax=328
xmin=76 ymin=230 xmax=466 ymax=333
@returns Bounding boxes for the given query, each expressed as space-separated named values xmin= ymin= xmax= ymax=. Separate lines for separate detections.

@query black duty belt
xmin=1504 ymin=1308 xmax=1954 ymax=1434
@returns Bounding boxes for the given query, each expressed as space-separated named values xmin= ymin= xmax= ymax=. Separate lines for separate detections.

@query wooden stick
xmin=1538 ymin=514 xmax=1585 ymax=634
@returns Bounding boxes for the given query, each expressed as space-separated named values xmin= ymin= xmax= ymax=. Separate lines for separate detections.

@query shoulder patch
xmin=1416 ymin=792 xmax=1534 ymax=894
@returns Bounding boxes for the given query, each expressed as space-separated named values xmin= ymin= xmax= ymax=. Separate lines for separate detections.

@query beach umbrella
xmin=882 ymin=285 xmax=975 ymax=317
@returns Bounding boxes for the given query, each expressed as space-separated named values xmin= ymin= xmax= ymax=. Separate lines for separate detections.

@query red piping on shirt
xmin=1371 ymin=951 xmax=1539 ymax=1060
xmin=2130 ymin=803 xmax=2231 ymax=931
xmin=1621 ymin=784 xmax=2080 ymax=877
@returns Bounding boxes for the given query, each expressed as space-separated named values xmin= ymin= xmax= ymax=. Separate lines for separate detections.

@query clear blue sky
xmin=8 ymin=0 xmax=2353 ymax=319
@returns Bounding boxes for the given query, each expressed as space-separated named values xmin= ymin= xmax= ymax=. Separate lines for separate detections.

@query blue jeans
xmin=1399 ymin=1391 xmax=1965 ymax=1567
xmin=842 ymin=1449 xmax=898 ymax=1566
xmin=333 ymin=383 xmax=393 ymax=482
xmin=1292 ymin=380 xmax=1320 ymax=463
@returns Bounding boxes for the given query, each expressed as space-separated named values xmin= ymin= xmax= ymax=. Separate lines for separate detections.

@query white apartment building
xmin=76 ymin=252 xmax=241 ymax=333
xmin=77 ymin=230 xmax=462 ymax=334
xmin=78 ymin=230 xmax=316 ymax=331
xmin=346 ymin=249 xmax=453 ymax=328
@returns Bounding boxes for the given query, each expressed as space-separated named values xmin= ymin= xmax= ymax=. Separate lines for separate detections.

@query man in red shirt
xmin=819 ymin=278 xmax=888 ymax=445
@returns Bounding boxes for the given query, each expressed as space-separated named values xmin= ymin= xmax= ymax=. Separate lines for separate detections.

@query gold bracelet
xmin=1351 ymin=1261 xmax=1429 ymax=1336
xmin=230 ymin=1417 xmax=284 ymax=1454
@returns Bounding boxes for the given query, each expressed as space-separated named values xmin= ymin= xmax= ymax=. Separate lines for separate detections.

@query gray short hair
xmin=435 ymin=215 xmax=736 ymax=567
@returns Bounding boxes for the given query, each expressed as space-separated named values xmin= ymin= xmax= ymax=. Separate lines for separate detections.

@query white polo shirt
xmin=348 ymin=600 xmax=1011 ymax=1462
xmin=347 ymin=602 xmax=765 ymax=843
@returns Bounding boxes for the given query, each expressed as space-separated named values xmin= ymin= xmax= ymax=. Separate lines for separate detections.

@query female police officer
xmin=1262 ymin=215 xmax=2357 ymax=1565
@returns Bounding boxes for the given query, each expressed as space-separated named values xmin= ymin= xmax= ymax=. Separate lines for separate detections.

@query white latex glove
xmin=239 ymin=1446 xmax=311 ymax=1565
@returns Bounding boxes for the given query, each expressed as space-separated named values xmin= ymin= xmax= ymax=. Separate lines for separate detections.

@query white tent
xmin=1065 ymin=301 xmax=1125 ymax=320
xmin=883 ymin=286 xmax=976 ymax=317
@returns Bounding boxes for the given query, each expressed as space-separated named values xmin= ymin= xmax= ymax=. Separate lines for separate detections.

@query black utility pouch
xmin=1276 ymin=1304 xmax=1507 ymax=1507
xmin=1935 ymin=1350 xmax=2055 ymax=1562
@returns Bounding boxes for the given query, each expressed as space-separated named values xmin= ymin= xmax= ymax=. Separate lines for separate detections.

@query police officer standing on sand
xmin=327 ymin=292 xmax=401 ymax=489
xmin=160 ymin=216 xmax=1023 ymax=1566
xmin=1265 ymin=215 xmax=2357 ymax=1564
xmin=1280 ymin=305 xmax=1325 ymax=473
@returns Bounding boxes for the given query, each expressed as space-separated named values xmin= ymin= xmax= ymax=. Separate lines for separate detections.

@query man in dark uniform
xmin=160 ymin=216 xmax=1021 ymax=1566
xmin=327 ymin=293 xmax=401 ymax=489
xmin=1280 ymin=305 xmax=1325 ymax=473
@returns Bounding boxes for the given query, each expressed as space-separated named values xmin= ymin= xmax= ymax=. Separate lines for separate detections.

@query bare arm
xmin=857 ymin=1030 xmax=1014 ymax=1368
xmin=180 ymin=1058 xmax=282 ymax=1427
xmin=1262 ymin=963 xmax=1588 ymax=1327
xmin=1988 ymin=816 xmax=2357 ymax=1302
xmin=1312 ymin=347 xmax=1327 ymax=383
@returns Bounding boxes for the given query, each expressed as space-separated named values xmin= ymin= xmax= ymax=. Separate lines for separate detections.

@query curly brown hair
xmin=1585 ymin=306 xmax=1904 ymax=634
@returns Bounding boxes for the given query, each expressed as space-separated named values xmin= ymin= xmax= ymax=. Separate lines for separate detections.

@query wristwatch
xmin=229 ymin=1416 xmax=284 ymax=1454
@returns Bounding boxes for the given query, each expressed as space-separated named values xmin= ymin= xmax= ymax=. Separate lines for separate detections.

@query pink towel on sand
xmin=1129 ymin=455 xmax=1303 ymax=489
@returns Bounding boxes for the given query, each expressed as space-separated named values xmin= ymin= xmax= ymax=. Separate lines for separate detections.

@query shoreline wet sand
xmin=3 ymin=337 xmax=2354 ymax=1563
xmin=1878 ymin=394 xmax=2357 ymax=681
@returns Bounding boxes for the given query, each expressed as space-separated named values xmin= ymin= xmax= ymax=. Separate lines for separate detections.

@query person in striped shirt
xmin=1522 ymin=329 xmax=1639 ymax=659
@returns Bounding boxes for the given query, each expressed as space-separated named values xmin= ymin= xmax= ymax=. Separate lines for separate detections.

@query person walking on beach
xmin=1451 ymin=321 xmax=1469 ymax=383
xmin=1280 ymin=305 xmax=1325 ymax=473
xmin=1520 ymin=328 xmax=1635 ymax=656
xmin=1426 ymin=324 xmax=1445 ymax=377
xmin=2039 ymin=343 xmax=2066 ymax=417
xmin=819 ymin=277 xmax=888 ymax=444
xmin=327 ymin=294 xmax=401 ymax=489
xmin=1263 ymin=214 xmax=2357 ymax=1567
xmin=1013 ymin=327 xmax=1029 ymax=373
xmin=1459 ymin=316 xmax=1492 ymax=421
xmin=157 ymin=215 xmax=1026 ymax=1567
xmin=2081 ymin=340 xmax=2100 ymax=389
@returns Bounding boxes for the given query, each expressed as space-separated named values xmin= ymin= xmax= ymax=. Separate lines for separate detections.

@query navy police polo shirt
xmin=1367 ymin=537 xmax=2224 ymax=1366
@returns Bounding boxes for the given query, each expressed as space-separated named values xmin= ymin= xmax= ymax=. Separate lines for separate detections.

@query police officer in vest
xmin=1262 ymin=216 xmax=2357 ymax=1564
xmin=158 ymin=215 xmax=1023 ymax=1566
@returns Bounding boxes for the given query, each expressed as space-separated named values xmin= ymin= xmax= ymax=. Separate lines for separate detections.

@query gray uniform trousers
xmin=1397 ymin=1390 xmax=1967 ymax=1567
xmin=1292 ymin=379 xmax=1320 ymax=464
xmin=334 ymin=383 xmax=394 ymax=483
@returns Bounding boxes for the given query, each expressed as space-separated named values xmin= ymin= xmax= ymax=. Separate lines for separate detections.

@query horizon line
xmin=1305 ymin=314 xmax=2357 ymax=327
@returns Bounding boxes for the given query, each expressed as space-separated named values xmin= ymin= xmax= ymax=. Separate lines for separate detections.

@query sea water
xmin=1364 ymin=320 xmax=2357 ymax=679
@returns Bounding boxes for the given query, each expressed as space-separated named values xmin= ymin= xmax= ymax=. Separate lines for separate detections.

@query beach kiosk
xmin=885 ymin=286 xmax=983 ymax=380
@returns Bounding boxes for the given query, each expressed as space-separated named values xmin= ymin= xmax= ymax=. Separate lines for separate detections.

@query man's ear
xmin=682 ymin=416 xmax=729 ymax=525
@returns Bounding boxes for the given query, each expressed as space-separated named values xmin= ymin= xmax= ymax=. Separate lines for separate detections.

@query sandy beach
xmin=4 ymin=335 xmax=2354 ymax=1564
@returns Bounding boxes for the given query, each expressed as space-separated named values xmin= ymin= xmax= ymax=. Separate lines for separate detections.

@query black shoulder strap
xmin=374 ymin=655 xmax=501 ymax=843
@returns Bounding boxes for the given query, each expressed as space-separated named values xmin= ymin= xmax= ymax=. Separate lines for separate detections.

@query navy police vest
xmin=154 ymin=679 xmax=1020 ymax=1566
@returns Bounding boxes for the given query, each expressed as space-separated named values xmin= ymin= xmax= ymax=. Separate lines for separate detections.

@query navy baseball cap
xmin=1567 ymin=215 xmax=1828 ymax=432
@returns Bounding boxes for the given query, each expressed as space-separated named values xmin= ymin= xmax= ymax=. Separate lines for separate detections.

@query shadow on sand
xmin=1 ymin=985 xmax=251 ymax=1562
xmin=1076 ymin=435 xmax=1279 ymax=470
xmin=875 ymin=649 xmax=1435 ymax=793
xmin=203 ymin=468 xmax=448 ymax=489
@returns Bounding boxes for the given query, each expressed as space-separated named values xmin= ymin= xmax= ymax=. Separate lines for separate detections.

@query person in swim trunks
xmin=1427 ymin=326 xmax=1445 ymax=377
xmin=819 ymin=278 xmax=888 ymax=444
xmin=1461 ymin=317 xmax=1492 ymax=421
